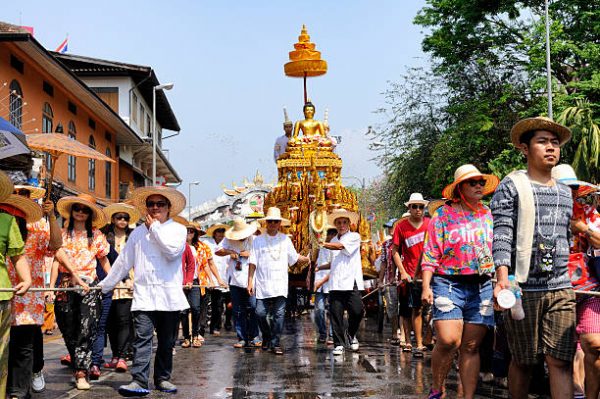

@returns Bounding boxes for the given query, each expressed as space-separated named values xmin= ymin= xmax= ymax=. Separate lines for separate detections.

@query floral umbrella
xmin=26 ymin=133 xmax=115 ymax=200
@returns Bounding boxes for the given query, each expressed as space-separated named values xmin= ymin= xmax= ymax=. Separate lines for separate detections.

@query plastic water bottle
xmin=509 ymin=276 xmax=525 ymax=320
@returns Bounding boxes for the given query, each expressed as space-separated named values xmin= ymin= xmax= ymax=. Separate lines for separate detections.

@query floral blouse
xmin=195 ymin=240 xmax=213 ymax=292
xmin=422 ymin=204 xmax=494 ymax=276
xmin=60 ymin=228 xmax=109 ymax=281
xmin=9 ymin=219 xmax=53 ymax=325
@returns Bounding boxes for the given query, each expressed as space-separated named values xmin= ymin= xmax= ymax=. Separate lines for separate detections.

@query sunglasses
xmin=466 ymin=179 xmax=487 ymax=187
xmin=146 ymin=201 xmax=168 ymax=209
xmin=113 ymin=213 xmax=130 ymax=221
xmin=266 ymin=220 xmax=281 ymax=224
xmin=14 ymin=189 xmax=31 ymax=198
xmin=410 ymin=204 xmax=425 ymax=210
xmin=72 ymin=205 xmax=92 ymax=214
xmin=187 ymin=228 xmax=196 ymax=234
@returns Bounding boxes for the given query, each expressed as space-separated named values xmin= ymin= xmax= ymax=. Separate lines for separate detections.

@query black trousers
xmin=210 ymin=289 xmax=223 ymax=333
xmin=107 ymin=299 xmax=133 ymax=359
xmin=329 ymin=287 xmax=364 ymax=347
xmin=8 ymin=325 xmax=38 ymax=399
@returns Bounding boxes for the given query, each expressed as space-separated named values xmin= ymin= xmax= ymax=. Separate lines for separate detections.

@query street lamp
xmin=152 ymin=82 xmax=174 ymax=185
xmin=188 ymin=181 xmax=200 ymax=219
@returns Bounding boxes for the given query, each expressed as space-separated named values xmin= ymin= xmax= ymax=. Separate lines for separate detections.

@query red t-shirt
xmin=392 ymin=217 xmax=430 ymax=277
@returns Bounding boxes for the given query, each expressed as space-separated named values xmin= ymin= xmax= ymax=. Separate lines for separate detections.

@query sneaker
xmin=75 ymin=371 xmax=90 ymax=390
xmin=89 ymin=365 xmax=101 ymax=380
xmin=60 ymin=354 xmax=71 ymax=366
xmin=31 ymin=371 xmax=46 ymax=393
xmin=118 ymin=381 xmax=150 ymax=397
xmin=104 ymin=357 xmax=118 ymax=369
xmin=156 ymin=380 xmax=178 ymax=393
xmin=332 ymin=346 xmax=344 ymax=356
xmin=428 ymin=388 xmax=442 ymax=399
xmin=116 ymin=358 xmax=128 ymax=373
xmin=350 ymin=337 xmax=359 ymax=351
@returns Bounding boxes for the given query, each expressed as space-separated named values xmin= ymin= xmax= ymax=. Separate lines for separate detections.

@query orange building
xmin=0 ymin=22 xmax=181 ymax=204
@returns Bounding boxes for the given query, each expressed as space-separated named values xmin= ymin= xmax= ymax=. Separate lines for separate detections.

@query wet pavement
xmin=35 ymin=315 xmax=530 ymax=398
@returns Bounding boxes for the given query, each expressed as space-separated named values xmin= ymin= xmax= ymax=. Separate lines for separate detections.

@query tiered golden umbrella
xmin=26 ymin=133 xmax=115 ymax=200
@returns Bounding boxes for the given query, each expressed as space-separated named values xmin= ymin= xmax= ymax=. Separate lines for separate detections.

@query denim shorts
xmin=431 ymin=275 xmax=494 ymax=327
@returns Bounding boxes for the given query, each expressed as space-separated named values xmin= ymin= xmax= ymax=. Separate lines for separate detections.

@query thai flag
xmin=55 ymin=37 xmax=68 ymax=53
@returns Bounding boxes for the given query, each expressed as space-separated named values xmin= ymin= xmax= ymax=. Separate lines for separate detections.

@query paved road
xmin=34 ymin=315 xmax=527 ymax=399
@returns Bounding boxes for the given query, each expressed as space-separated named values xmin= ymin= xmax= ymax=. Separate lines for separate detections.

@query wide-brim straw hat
xmin=225 ymin=218 xmax=257 ymax=240
xmin=0 ymin=194 xmax=43 ymax=223
xmin=405 ymin=193 xmax=429 ymax=207
xmin=510 ymin=116 xmax=571 ymax=147
xmin=0 ymin=171 xmax=14 ymax=202
xmin=259 ymin=207 xmax=291 ymax=227
xmin=103 ymin=203 xmax=141 ymax=224
xmin=551 ymin=164 xmax=597 ymax=189
xmin=6 ymin=171 xmax=45 ymax=200
xmin=327 ymin=208 xmax=359 ymax=226
xmin=427 ymin=199 xmax=450 ymax=216
xmin=172 ymin=215 xmax=195 ymax=229
xmin=131 ymin=186 xmax=186 ymax=216
xmin=57 ymin=193 xmax=107 ymax=228
xmin=205 ymin=223 xmax=228 ymax=237
xmin=442 ymin=164 xmax=499 ymax=199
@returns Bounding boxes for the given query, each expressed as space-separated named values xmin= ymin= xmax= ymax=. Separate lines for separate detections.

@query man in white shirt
xmin=247 ymin=208 xmax=309 ymax=354
xmin=313 ymin=227 xmax=337 ymax=343
xmin=99 ymin=186 xmax=188 ymax=397
xmin=321 ymin=209 xmax=364 ymax=356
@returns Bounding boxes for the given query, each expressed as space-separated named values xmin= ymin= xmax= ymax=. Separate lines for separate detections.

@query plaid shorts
xmin=504 ymin=289 xmax=576 ymax=365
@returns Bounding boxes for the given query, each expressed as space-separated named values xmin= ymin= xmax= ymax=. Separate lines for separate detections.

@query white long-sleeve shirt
xmin=328 ymin=231 xmax=364 ymax=291
xmin=249 ymin=232 xmax=299 ymax=299
xmin=99 ymin=219 xmax=189 ymax=312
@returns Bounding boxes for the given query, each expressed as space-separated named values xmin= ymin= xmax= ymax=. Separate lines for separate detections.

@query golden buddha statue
xmin=293 ymin=102 xmax=326 ymax=139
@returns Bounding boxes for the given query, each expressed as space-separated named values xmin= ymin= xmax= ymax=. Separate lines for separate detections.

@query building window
xmin=146 ymin=114 xmax=151 ymax=137
xmin=43 ymin=81 xmax=54 ymax=97
xmin=131 ymin=93 xmax=138 ymax=124
xmin=139 ymin=105 xmax=145 ymax=133
xmin=88 ymin=136 xmax=96 ymax=191
xmin=68 ymin=101 xmax=77 ymax=114
xmin=9 ymin=80 xmax=23 ymax=129
xmin=10 ymin=55 xmax=24 ymax=74
xmin=67 ymin=122 xmax=77 ymax=182
xmin=105 ymin=148 xmax=112 ymax=198
xmin=42 ymin=103 xmax=54 ymax=171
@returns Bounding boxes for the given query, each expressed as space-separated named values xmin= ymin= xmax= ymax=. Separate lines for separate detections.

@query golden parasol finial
xmin=284 ymin=25 xmax=328 ymax=104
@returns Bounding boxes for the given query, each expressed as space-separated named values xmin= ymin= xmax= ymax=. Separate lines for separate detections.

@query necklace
xmin=264 ymin=233 xmax=283 ymax=261
xmin=531 ymin=181 xmax=560 ymax=240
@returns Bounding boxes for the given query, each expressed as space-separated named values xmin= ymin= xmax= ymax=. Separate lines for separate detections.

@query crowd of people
xmin=0 ymin=116 xmax=598 ymax=398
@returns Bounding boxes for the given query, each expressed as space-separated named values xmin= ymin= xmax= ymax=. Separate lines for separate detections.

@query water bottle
xmin=509 ymin=276 xmax=525 ymax=320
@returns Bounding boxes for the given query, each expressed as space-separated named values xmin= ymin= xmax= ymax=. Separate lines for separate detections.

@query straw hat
xmin=427 ymin=198 xmax=450 ymax=216
xmin=103 ymin=203 xmax=141 ymax=224
xmin=57 ymin=193 xmax=107 ymax=228
xmin=131 ymin=186 xmax=186 ymax=216
xmin=0 ymin=194 xmax=43 ymax=223
xmin=442 ymin=164 xmax=500 ymax=199
xmin=259 ymin=207 xmax=291 ymax=226
xmin=191 ymin=221 xmax=206 ymax=235
xmin=172 ymin=215 xmax=195 ymax=229
xmin=0 ymin=170 xmax=14 ymax=202
xmin=551 ymin=164 xmax=597 ymax=189
xmin=327 ymin=208 xmax=359 ymax=226
xmin=205 ymin=223 xmax=228 ymax=237
xmin=7 ymin=171 xmax=45 ymax=200
xmin=225 ymin=217 xmax=257 ymax=240
xmin=510 ymin=116 xmax=571 ymax=147
xmin=405 ymin=193 xmax=429 ymax=207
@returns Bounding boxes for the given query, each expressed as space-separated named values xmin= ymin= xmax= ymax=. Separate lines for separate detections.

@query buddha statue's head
xmin=303 ymin=102 xmax=316 ymax=119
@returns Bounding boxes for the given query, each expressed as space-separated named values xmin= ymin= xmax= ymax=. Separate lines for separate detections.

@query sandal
xmin=181 ymin=339 xmax=191 ymax=348
xmin=233 ymin=340 xmax=246 ymax=348
xmin=402 ymin=344 xmax=413 ymax=352
xmin=413 ymin=347 xmax=425 ymax=358
xmin=192 ymin=337 xmax=202 ymax=348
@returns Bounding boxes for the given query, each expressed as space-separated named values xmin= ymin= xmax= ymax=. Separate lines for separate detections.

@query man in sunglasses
xmin=99 ymin=187 xmax=188 ymax=397
xmin=391 ymin=193 xmax=430 ymax=356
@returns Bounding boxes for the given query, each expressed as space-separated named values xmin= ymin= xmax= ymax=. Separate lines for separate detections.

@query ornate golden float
xmin=266 ymin=26 xmax=377 ymax=279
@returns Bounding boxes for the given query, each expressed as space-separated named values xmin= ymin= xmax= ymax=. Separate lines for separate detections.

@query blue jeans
xmin=92 ymin=291 xmax=112 ymax=366
xmin=131 ymin=311 xmax=179 ymax=388
xmin=229 ymin=285 xmax=258 ymax=342
xmin=180 ymin=279 xmax=202 ymax=339
xmin=431 ymin=275 xmax=495 ymax=326
xmin=314 ymin=292 xmax=329 ymax=338
xmin=256 ymin=296 xmax=286 ymax=348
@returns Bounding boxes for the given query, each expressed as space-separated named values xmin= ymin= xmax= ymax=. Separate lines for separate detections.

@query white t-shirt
xmin=249 ymin=232 xmax=299 ymax=299
xmin=315 ymin=247 xmax=332 ymax=294
xmin=328 ymin=231 xmax=364 ymax=291
xmin=218 ymin=236 xmax=254 ymax=289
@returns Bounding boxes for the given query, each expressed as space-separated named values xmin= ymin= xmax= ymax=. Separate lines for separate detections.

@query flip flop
xmin=402 ymin=344 xmax=413 ymax=352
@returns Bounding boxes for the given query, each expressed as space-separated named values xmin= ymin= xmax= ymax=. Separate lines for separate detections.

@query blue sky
xmin=7 ymin=0 xmax=428 ymax=205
